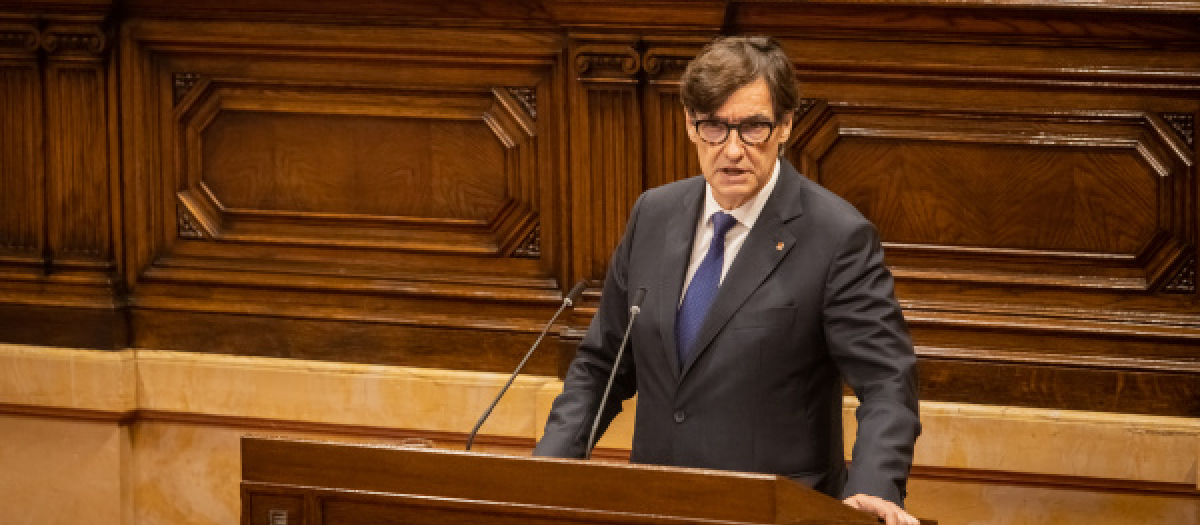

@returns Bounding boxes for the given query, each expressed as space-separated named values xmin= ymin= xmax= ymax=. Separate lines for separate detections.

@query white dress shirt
xmin=680 ymin=159 xmax=781 ymax=304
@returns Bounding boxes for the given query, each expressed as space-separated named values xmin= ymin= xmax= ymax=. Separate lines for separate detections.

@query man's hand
xmin=842 ymin=494 xmax=918 ymax=525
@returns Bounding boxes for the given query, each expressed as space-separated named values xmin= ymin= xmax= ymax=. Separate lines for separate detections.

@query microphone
xmin=584 ymin=287 xmax=646 ymax=460
xmin=466 ymin=280 xmax=587 ymax=451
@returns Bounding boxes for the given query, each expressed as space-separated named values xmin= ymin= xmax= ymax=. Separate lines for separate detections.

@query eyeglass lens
xmin=696 ymin=120 xmax=774 ymax=145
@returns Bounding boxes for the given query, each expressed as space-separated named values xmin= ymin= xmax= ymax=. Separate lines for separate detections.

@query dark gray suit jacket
xmin=534 ymin=160 xmax=920 ymax=505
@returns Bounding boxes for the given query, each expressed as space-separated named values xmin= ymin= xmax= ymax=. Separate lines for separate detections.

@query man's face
xmin=686 ymin=77 xmax=793 ymax=210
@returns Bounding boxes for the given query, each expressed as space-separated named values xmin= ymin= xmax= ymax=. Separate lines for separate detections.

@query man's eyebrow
xmin=705 ymin=111 xmax=772 ymax=121
xmin=705 ymin=114 xmax=774 ymax=123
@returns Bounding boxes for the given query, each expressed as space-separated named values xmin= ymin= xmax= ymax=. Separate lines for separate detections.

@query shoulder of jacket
xmin=792 ymin=175 xmax=873 ymax=233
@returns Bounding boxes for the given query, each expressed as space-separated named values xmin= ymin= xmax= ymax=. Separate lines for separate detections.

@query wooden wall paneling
xmin=42 ymin=16 xmax=113 ymax=268
xmin=118 ymin=18 xmax=573 ymax=372
xmin=0 ymin=14 xmax=42 ymax=267
xmin=915 ymin=356 xmax=1200 ymax=417
xmin=172 ymin=81 xmax=533 ymax=251
xmin=743 ymin=3 xmax=1200 ymax=415
xmin=132 ymin=310 xmax=567 ymax=375
xmin=731 ymin=1 xmax=1200 ymax=49
xmin=0 ymin=8 xmax=125 ymax=349
xmin=566 ymin=35 xmax=643 ymax=287
xmin=642 ymin=38 xmax=707 ymax=190
xmin=543 ymin=45 xmax=574 ymax=308
xmin=803 ymin=106 xmax=1193 ymax=291
xmin=0 ymin=0 xmax=1195 ymax=416
xmin=542 ymin=0 xmax=725 ymax=34
xmin=118 ymin=18 xmax=162 ymax=292
xmin=490 ymin=86 xmax=542 ymax=257
xmin=121 ymin=0 xmax=557 ymax=28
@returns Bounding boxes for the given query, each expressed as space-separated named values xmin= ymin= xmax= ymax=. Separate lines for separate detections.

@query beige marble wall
xmin=847 ymin=399 xmax=1200 ymax=485
xmin=1 ymin=343 xmax=1197 ymax=525
xmin=0 ymin=415 xmax=128 ymax=525
xmin=131 ymin=422 xmax=242 ymax=525
xmin=134 ymin=349 xmax=555 ymax=438
xmin=0 ymin=343 xmax=134 ymax=412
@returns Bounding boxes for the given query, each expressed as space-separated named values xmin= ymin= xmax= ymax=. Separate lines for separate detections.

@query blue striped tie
xmin=675 ymin=211 xmax=738 ymax=369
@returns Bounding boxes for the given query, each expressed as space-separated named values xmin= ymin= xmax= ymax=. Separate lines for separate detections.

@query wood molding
xmin=0 ymin=11 xmax=121 ymax=352
xmin=641 ymin=37 xmax=707 ymax=190
xmin=1164 ymin=255 xmax=1197 ymax=294
xmin=506 ymin=86 xmax=538 ymax=121
xmin=43 ymin=16 xmax=113 ymax=263
xmin=572 ymin=42 xmax=641 ymax=83
xmin=0 ymin=15 xmax=39 ymax=57
xmin=797 ymin=105 xmax=1192 ymax=293
xmin=0 ymin=401 xmax=131 ymax=424
xmin=0 ymin=303 xmax=126 ymax=349
xmin=0 ymin=402 xmax=535 ymax=451
xmin=734 ymin=1 xmax=1200 ymax=48
xmin=40 ymin=17 xmax=108 ymax=57
xmin=0 ymin=27 xmax=43 ymax=255
xmin=120 ymin=0 xmax=557 ymax=28
xmin=1161 ymin=112 xmax=1195 ymax=149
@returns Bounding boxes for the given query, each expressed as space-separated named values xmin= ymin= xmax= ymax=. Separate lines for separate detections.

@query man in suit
xmin=534 ymin=36 xmax=921 ymax=525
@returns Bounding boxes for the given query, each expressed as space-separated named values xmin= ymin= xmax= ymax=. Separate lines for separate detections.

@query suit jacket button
xmin=673 ymin=410 xmax=686 ymax=423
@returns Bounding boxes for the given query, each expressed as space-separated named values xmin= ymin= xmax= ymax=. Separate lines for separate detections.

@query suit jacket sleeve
xmin=823 ymin=221 xmax=921 ymax=505
xmin=532 ymin=195 xmax=643 ymax=458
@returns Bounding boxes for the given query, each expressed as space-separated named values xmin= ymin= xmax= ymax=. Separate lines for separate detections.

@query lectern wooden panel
xmin=240 ymin=436 xmax=880 ymax=525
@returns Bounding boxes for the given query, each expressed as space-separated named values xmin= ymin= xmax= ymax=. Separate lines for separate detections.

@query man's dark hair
xmin=680 ymin=36 xmax=799 ymax=122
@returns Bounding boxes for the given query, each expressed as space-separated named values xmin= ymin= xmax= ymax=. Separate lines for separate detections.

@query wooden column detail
xmin=0 ymin=16 xmax=42 ymax=259
xmin=42 ymin=16 xmax=113 ymax=267
xmin=642 ymin=40 xmax=706 ymax=190
xmin=568 ymin=38 xmax=643 ymax=284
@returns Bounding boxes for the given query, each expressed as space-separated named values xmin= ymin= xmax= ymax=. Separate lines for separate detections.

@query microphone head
xmin=564 ymin=281 xmax=587 ymax=307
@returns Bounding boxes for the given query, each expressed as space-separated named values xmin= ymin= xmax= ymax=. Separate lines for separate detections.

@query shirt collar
xmin=702 ymin=158 xmax=780 ymax=230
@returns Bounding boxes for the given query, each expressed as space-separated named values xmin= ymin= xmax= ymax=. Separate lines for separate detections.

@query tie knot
xmin=711 ymin=212 xmax=738 ymax=239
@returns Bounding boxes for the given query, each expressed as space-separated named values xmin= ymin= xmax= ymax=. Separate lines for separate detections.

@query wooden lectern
xmin=240 ymin=436 xmax=887 ymax=525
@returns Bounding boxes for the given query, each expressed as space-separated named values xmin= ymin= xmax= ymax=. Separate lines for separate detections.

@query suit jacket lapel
xmin=680 ymin=161 xmax=806 ymax=379
xmin=658 ymin=177 xmax=705 ymax=378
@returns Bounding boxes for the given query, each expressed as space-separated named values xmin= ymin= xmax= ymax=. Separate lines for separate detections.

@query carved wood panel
xmin=0 ymin=10 xmax=122 ymax=348
xmin=568 ymin=38 xmax=643 ymax=285
xmin=754 ymin=5 xmax=1200 ymax=416
xmin=43 ymin=19 xmax=112 ymax=265
xmin=0 ymin=16 xmax=42 ymax=259
xmin=643 ymin=39 xmax=706 ymax=189
xmin=113 ymin=16 xmax=569 ymax=370
xmin=798 ymin=106 xmax=1193 ymax=292
xmin=173 ymin=80 xmax=538 ymax=256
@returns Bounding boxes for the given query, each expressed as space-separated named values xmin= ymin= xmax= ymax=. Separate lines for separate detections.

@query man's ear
xmin=777 ymin=110 xmax=795 ymax=143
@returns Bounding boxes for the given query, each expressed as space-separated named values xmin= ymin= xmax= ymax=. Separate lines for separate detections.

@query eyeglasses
xmin=692 ymin=118 xmax=777 ymax=146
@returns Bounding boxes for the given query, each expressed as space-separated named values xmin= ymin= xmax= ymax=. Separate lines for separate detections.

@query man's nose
xmin=722 ymin=132 xmax=745 ymax=159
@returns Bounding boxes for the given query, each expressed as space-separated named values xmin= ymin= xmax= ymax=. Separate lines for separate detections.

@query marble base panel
xmin=0 ymin=343 xmax=134 ymax=412
xmin=0 ymin=415 xmax=128 ymax=525
xmin=134 ymin=348 xmax=556 ymax=438
xmin=1 ymin=343 xmax=1197 ymax=525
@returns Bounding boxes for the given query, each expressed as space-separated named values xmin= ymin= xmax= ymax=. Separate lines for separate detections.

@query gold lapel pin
xmin=776 ymin=242 xmax=784 ymax=251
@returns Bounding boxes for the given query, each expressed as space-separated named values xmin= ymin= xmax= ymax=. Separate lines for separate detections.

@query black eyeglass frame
xmin=690 ymin=117 xmax=778 ymax=146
